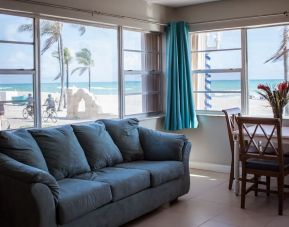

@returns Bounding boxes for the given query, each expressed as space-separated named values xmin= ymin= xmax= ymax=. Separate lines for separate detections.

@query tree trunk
xmin=88 ymin=67 xmax=91 ymax=92
xmin=58 ymin=35 xmax=65 ymax=111
xmin=63 ymin=63 xmax=69 ymax=108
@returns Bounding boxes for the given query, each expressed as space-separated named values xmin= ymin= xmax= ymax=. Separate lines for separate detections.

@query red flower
xmin=277 ymin=81 xmax=289 ymax=92
xmin=257 ymin=84 xmax=270 ymax=92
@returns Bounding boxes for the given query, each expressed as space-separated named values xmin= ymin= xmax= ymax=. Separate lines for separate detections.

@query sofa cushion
xmin=57 ymin=178 xmax=112 ymax=224
xmin=0 ymin=129 xmax=48 ymax=172
xmin=30 ymin=125 xmax=90 ymax=180
xmin=138 ymin=127 xmax=186 ymax=161
xmin=116 ymin=161 xmax=185 ymax=187
xmin=74 ymin=167 xmax=150 ymax=201
xmin=72 ymin=123 xmax=123 ymax=170
xmin=98 ymin=118 xmax=143 ymax=161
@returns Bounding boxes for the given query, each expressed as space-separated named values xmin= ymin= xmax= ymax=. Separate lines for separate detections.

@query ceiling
xmin=145 ymin=0 xmax=223 ymax=7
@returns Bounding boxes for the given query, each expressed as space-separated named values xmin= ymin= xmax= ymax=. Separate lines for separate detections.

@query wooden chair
xmin=222 ymin=108 xmax=241 ymax=190
xmin=237 ymin=117 xmax=289 ymax=215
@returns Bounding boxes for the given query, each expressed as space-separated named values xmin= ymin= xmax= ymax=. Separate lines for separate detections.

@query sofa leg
xmin=170 ymin=198 xmax=179 ymax=204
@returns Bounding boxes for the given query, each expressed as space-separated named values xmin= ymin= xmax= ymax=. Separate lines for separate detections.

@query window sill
xmin=125 ymin=113 xmax=165 ymax=121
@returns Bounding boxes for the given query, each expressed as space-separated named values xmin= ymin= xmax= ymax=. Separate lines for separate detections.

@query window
xmin=191 ymin=29 xmax=242 ymax=111
xmin=123 ymin=30 xmax=162 ymax=116
xmin=0 ymin=11 xmax=163 ymax=131
xmin=0 ymin=14 xmax=35 ymax=130
xmin=40 ymin=19 xmax=118 ymax=127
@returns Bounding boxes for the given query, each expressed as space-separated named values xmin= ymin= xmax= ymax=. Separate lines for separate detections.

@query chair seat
xmin=115 ymin=161 xmax=185 ymax=187
xmin=73 ymin=167 xmax=150 ymax=201
xmin=246 ymin=157 xmax=289 ymax=171
xmin=57 ymin=179 xmax=112 ymax=225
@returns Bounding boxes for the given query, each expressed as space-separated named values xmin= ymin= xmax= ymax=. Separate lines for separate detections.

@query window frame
xmin=0 ymin=10 xmax=164 ymax=130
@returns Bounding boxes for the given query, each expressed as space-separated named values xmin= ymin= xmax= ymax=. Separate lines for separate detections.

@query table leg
xmin=233 ymin=134 xmax=240 ymax=195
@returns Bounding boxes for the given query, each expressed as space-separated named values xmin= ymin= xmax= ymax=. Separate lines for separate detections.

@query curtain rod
xmin=189 ymin=11 xmax=289 ymax=26
xmin=11 ymin=0 xmax=167 ymax=26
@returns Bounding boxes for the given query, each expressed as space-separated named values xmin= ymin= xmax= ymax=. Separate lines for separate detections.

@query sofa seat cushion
xmin=73 ymin=167 xmax=150 ymax=201
xmin=115 ymin=161 xmax=185 ymax=187
xmin=57 ymin=178 xmax=112 ymax=224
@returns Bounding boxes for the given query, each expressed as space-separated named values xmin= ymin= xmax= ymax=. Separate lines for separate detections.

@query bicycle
xmin=23 ymin=106 xmax=34 ymax=119
xmin=42 ymin=107 xmax=58 ymax=123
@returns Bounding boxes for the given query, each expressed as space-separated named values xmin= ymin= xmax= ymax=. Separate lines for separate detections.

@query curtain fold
xmin=165 ymin=21 xmax=198 ymax=130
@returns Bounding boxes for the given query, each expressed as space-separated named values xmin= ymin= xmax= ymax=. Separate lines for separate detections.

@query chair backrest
xmin=237 ymin=116 xmax=283 ymax=167
xmin=222 ymin=108 xmax=241 ymax=153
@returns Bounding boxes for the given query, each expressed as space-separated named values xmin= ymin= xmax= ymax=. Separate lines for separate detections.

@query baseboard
xmin=189 ymin=161 xmax=230 ymax=173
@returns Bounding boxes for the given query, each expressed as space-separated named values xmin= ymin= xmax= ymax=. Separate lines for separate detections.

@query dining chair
xmin=237 ymin=116 xmax=289 ymax=215
xmin=222 ymin=108 xmax=241 ymax=190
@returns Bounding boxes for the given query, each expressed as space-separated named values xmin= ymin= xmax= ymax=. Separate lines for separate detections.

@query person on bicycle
xmin=44 ymin=94 xmax=56 ymax=111
xmin=27 ymin=93 xmax=34 ymax=110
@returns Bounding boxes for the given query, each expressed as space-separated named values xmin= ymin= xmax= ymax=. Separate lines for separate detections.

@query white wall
xmin=175 ymin=0 xmax=289 ymax=31
xmin=0 ymin=0 xmax=174 ymax=31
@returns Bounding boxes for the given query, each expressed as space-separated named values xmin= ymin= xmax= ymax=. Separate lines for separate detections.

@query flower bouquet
xmin=257 ymin=81 xmax=289 ymax=122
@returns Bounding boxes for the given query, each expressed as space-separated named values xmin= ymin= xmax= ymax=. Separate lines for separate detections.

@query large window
xmin=0 ymin=11 xmax=163 ymax=130
xmin=191 ymin=24 xmax=289 ymax=115
xmin=123 ymin=30 xmax=162 ymax=115
xmin=0 ymin=14 xmax=35 ymax=130
xmin=191 ymin=29 xmax=242 ymax=111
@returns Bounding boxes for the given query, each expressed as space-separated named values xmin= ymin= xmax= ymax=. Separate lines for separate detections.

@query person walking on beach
xmin=44 ymin=94 xmax=56 ymax=111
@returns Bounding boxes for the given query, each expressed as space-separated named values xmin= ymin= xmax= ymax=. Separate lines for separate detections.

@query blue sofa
xmin=0 ymin=118 xmax=191 ymax=227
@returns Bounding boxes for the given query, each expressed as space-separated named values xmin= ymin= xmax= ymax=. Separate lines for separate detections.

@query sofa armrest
xmin=138 ymin=127 xmax=188 ymax=161
xmin=0 ymin=153 xmax=59 ymax=227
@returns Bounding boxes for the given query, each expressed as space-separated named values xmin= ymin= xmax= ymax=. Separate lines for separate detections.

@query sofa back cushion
xmin=98 ymin=118 xmax=143 ymax=161
xmin=30 ymin=125 xmax=90 ymax=180
xmin=0 ymin=129 xmax=48 ymax=172
xmin=138 ymin=127 xmax=186 ymax=161
xmin=72 ymin=122 xmax=123 ymax=170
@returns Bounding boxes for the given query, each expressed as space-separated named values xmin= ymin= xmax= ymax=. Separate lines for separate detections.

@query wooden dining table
xmin=232 ymin=125 xmax=289 ymax=195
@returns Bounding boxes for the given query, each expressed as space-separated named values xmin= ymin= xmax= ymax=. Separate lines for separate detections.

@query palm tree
xmin=19 ymin=21 xmax=86 ymax=111
xmin=265 ymin=25 xmax=289 ymax=80
xmin=72 ymin=48 xmax=94 ymax=91
xmin=52 ymin=47 xmax=73 ymax=108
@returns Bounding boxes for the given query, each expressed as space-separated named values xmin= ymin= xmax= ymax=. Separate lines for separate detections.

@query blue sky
xmin=0 ymin=13 xmax=287 ymax=84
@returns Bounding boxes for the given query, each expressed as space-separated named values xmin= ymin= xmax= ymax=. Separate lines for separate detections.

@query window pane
xmin=0 ymin=14 xmax=33 ymax=42
xmin=192 ymin=50 xmax=241 ymax=70
xmin=123 ymin=30 xmax=142 ymax=51
xmin=247 ymin=25 xmax=286 ymax=116
xmin=0 ymin=43 xmax=34 ymax=69
xmin=125 ymin=74 xmax=142 ymax=94
xmin=124 ymin=51 xmax=142 ymax=71
xmin=192 ymin=29 xmax=241 ymax=51
xmin=40 ymin=19 xmax=118 ymax=127
xmin=143 ymin=33 xmax=160 ymax=52
xmin=194 ymin=92 xmax=241 ymax=111
xmin=0 ymin=74 xmax=34 ymax=130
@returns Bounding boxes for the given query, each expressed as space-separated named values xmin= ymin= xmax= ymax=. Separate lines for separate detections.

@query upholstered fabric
xmin=0 ymin=129 xmax=48 ymax=172
xmin=57 ymin=179 xmax=112 ymax=224
xmin=0 ymin=153 xmax=59 ymax=203
xmin=30 ymin=126 xmax=90 ymax=180
xmin=246 ymin=157 xmax=289 ymax=171
xmin=116 ymin=161 xmax=185 ymax=187
xmin=138 ymin=127 xmax=186 ymax=161
xmin=74 ymin=167 xmax=150 ymax=201
xmin=98 ymin=118 xmax=143 ymax=161
xmin=72 ymin=123 xmax=123 ymax=170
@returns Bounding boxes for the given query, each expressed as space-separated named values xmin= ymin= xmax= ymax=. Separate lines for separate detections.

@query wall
xmin=0 ymin=0 xmax=175 ymax=31
xmin=175 ymin=0 xmax=289 ymax=31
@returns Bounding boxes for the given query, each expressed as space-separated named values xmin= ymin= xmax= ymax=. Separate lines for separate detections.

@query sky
xmin=0 ymin=13 xmax=288 ymax=85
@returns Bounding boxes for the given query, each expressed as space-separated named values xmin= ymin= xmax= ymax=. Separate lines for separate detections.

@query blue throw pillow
xmin=98 ymin=118 xmax=144 ymax=161
xmin=29 ymin=125 xmax=90 ymax=180
xmin=138 ymin=127 xmax=187 ymax=161
xmin=72 ymin=122 xmax=123 ymax=170
xmin=0 ymin=129 xmax=48 ymax=172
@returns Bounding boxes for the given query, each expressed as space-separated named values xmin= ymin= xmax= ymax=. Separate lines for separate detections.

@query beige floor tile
xmin=199 ymin=220 xmax=238 ymax=227
xmin=266 ymin=216 xmax=289 ymax=227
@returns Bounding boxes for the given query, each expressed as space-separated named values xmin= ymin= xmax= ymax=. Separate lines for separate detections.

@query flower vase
xmin=272 ymin=106 xmax=284 ymax=126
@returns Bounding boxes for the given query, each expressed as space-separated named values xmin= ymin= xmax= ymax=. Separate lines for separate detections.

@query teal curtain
xmin=165 ymin=21 xmax=198 ymax=130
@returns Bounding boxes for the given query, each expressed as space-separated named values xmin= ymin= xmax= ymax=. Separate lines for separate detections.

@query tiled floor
xmin=124 ymin=169 xmax=289 ymax=227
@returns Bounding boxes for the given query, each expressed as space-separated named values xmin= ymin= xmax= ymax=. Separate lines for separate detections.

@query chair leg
xmin=241 ymin=169 xmax=247 ymax=209
xmin=266 ymin=176 xmax=270 ymax=197
xmin=277 ymin=176 xmax=284 ymax=215
xmin=254 ymin=175 xmax=259 ymax=196
xmin=229 ymin=159 xmax=234 ymax=190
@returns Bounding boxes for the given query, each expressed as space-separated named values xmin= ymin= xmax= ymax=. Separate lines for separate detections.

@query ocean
xmin=0 ymin=79 xmax=283 ymax=96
